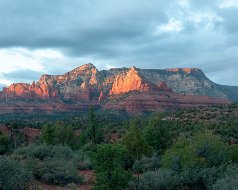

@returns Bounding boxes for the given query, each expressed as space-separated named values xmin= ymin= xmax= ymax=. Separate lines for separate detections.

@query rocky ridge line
xmin=0 ymin=63 xmax=235 ymax=114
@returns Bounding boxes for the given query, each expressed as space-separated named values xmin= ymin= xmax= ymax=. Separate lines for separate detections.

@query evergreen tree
xmin=0 ymin=132 xmax=11 ymax=154
xmin=86 ymin=108 xmax=104 ymax=145
xmin=123 ymin=121 xmax=150 ymax=189
xmin=123 ymin=121 xmax=150 ymax=161
xmin=144 ymin=120 xmax=172 ymax=155
xmin=93 ymin=144 xmax=132 ymax=190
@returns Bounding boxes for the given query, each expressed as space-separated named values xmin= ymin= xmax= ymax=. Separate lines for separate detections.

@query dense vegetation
xmin=1 ymin=105 xmax=238 ymax=189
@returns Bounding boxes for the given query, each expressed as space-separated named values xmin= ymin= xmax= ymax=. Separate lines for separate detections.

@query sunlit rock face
xmin=3 ymin=82 xmax=58 ymax=99
xmin=0 ymin=63 xmax=236 ymax=114
xmin=165 ymin=68 xmax=201 ymax=74
xmin=109 ymin=66 xmax=156 ymax=95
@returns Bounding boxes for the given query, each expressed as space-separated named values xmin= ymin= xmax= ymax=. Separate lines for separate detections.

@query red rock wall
xmin=63 ymin=89 xmax=91 ymax=102
xmin=104 ymin=91 xmax=229 ymax=113
xmin=2 ymin=83 xmax=58 ymax=99
xmin=110 ymin=67 xmax=154 ymax=95
xmin=0 ymin=64 xmax=231 ymax=114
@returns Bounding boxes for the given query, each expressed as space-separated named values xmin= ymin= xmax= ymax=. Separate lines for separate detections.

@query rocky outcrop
xmin=165 ymin=68 xmax=201 ymax=74
xmin=2 ymin=82 xmax=58 ymax=99
xmin=109 ymin=67 xmax=156 ymax=95
xmin=0 ymin=63 xmax=236 ymax=114
xmin=98 ymin=91 xmax=106 ymax=103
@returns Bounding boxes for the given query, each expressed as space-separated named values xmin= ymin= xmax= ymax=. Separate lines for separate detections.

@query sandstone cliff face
xmin=2 ymin=82 xmax=58 ymax=99
xmin=109 ymin=67 xmax=156 ymax=95
xmin=0 ymin=63 xmax=235 ymax=114
xmin=2 ymin=63 xmax=100 ymax=102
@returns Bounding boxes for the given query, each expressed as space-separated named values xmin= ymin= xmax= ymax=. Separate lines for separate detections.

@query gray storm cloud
xmin=0 ymin=0 xmax=237 ymax=86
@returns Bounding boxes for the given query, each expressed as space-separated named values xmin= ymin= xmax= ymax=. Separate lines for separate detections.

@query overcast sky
xmin=0 ymin=0 xmax=237 ymax=88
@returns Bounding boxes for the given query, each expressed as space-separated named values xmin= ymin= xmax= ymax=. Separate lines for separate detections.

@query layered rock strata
xmin=0 ymin=63 xmax=235 ymax=114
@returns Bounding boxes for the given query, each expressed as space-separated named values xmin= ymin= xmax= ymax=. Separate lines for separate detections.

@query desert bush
xmin=161 ymin=132 xmax=229 ymax=189
xmin=162 ymin=132 xmax=229 ymax=170
xmin=134 ymin=165 xmax=223 ymax=190
xmin=14 ymin=144 xmax=74 ymax=161
xmin=132 ymin=154 xmax=160 ymax=173
xmin=178 ymin=166 xmax=223 ymax=189
xmin=129 ymin=169 xmax=177 ymax=190
xmin=23 ymin=157 xmax=43 ymax=179
xmin=73 ymin=150 xmax=92 ymax=170
xmin=67 ymin=183 xmax=78 ymax=190
xmin=212 ymin=173 xmax=238 ymax=190
xmin=0 ymin=156 xmax=34 ymax=190
xmin=13 ymin=144 xmax=85 ymax=186
xmin=41 ymin=158 xmax=82 ymax=185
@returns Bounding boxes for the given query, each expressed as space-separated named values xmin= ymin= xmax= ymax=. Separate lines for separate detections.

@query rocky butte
xmin=0 ymin=63 xmax=237 ymax=114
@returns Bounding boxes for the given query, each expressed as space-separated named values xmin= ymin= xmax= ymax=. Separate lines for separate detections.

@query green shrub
xmin=132 ymin=155 xmax=160 ymax=173
xmin=137 ymin=169 xmax=177 ymax=190
xmin=0 ymin=133 xmax=11 ymax=154
xmin=93 ymin=144 xmax=132 ymax=190
xmin=73 ymin=150 xmax=92 ymax=170
xmin=212 ymin=174 xmax=238 ymax=190
xmin=161 ymin=132 xmax=229 ymax=189
xmin=14 ymin=144 xmax=74 ymax=161
xmin=229 ymin=145 xmax=238 ymax=163
xmin=23 ymin=157 xmax=43 ymax=179
xmin=211 ymin=165 xmax=238 ymax=190
xmin=42 ymin=123 xmax=81 ymax=149
xmin=178 ymin=166 xmax=223 ymax=189
xmin=13 ymin=144 xmax=86 ymax=186
xmin=67 ymin=183 xmax=78 ymax=190
xmin=41 ymin=158 xmax=82 ymax=185
xmin=162 ymin=132 xmax=229 ymax=170
xmin=123 ymin=122 xmax=150 ymax=161
xmin=144 ymin=120 xmax=173 ymax=154
xmin=0 ymin=156 xmax=34 ymax=190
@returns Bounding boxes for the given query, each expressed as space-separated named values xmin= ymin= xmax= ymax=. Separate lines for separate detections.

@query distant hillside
xmin=167 ymin=103 xmax=238 ymax=124
xmin=0 ymin=63 xmax=236 ymax=114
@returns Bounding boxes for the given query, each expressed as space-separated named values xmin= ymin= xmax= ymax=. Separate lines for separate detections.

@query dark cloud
xmin=220 ymin=9 xmax=238 ymax=33
xmin=3 ymin=70 xmax=43 ymax=83
xmin=0 ymin=0 xmax=237 ymax=85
